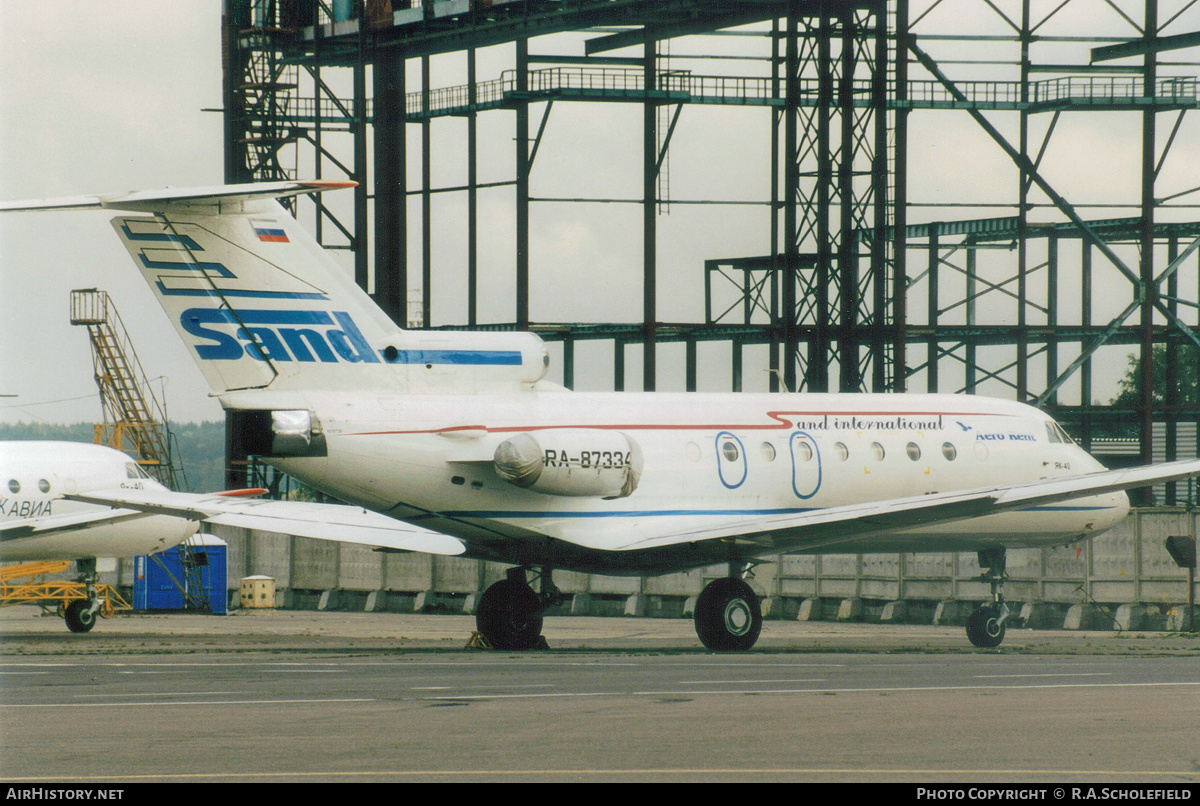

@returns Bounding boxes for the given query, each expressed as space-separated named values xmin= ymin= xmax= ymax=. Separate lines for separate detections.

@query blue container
xmin=135 ymin=535 xmax=227 ymax=614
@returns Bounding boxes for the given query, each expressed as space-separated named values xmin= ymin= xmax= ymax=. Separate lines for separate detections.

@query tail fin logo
xmin=119 ymin=217 xmax=327 ymax=300
xmin=181 ymin=308 xmax=381 ymax=364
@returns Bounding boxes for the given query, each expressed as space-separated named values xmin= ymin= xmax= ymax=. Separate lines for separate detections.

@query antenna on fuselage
xmin=765 ymin=369 xmax=793 ymax=394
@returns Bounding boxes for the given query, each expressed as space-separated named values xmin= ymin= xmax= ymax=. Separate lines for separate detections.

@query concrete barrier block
xmin=570 ymin=593 xmax=593 ymax=615
xmin=797 ymin=598 xmax=823 ymax=621
xmin=412 ymin=590 xmax=435 ymax=612
xmin=880 ymin=600 xmax=907 ymax=623
xmin=623 ymin=593 xmax=645 ymax=617
xmin=1165 ymin=606 xmax=1196 ymax=631
xmin=836 ymin=598 xmax=863 ymax=621
xmin=1064 ymin=603 xmax=1113 ymax=630
xmin=933 ymin=599 xmax=968 ymax=625
xmin=1114 ymin=603 xmax=1152 ymax=631
xmin=1018 ymin=602 xmax=1058 ymax=629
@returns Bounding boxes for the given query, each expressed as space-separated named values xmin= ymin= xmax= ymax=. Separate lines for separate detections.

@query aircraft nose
xmin=1100 ymin=490 xmax=1131 ymax=529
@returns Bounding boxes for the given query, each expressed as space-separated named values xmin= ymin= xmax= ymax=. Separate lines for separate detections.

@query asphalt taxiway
xmin=1 ymin=608 xmax=1198 ymax=783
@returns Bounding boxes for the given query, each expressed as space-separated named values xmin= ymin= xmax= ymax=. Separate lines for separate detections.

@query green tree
xmin=1110 ymin=344 xmax=1199 ymax=408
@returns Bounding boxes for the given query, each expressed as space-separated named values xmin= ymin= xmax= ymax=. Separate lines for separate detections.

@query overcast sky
xmin=1 ymin=1 xmax=225 ymax=424
xmin=2 ymin=1 xmax=1198 ymax=427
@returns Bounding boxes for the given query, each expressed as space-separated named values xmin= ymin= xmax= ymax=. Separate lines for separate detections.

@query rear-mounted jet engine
xmin=493 ymin=430 xmax=643 ymax=498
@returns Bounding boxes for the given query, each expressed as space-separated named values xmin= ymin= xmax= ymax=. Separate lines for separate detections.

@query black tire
xmin=966 ymin=604 xmax=1006 ymax=648
xmin=64 ymin=600 xmax=97 ymax=634
xmin=694 ymin=577 xmax=762 ymax=651
xmin=475 ymin=578 xmax=544 ymax=650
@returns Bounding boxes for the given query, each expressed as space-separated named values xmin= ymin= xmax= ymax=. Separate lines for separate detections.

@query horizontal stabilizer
xmin=0 ymin=181 xmax=356 ymax=214
xmin=67 ymin=488 xmax=466 ymax=556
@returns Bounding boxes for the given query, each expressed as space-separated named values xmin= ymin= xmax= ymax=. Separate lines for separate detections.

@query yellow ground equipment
xmin=0 ymin=561 xmax=130 ymax=630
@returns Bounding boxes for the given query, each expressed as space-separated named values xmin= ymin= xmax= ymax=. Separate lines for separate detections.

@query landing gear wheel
xmin=476 ymin=578 xmax=544 ymax=650
xmin=966 ymin=603 xmax=1006 ymax=648
xmin=694 ymin=577 xmax=762 ymax=651
xmin=64 ymin=600 xmax=97 ymax=634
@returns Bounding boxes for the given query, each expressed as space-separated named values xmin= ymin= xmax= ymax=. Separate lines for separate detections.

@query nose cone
xmin=1094 ymin=490 xmax=1131 ymax=533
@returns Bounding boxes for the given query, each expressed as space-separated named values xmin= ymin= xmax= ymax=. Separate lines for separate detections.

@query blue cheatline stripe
xmin=445 ymin=507 xmax=810 ymax=519
xmin=139 ymin=253 xmax=235 ymax=277
xmin=439 ymin=504 xmax=1118 ymax=520
xmin=383 ymin=349 xmax=523 ymax=366
xmin=1022 ymin=505 xmax=1117 ymax=512
xmin=120 ymin=223 xmax=204 ymax=251
xmin=154 ymin=282 xmax=330 ymax=300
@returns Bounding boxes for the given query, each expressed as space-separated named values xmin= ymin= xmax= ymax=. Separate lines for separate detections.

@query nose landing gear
xmin=966 ymin=548 xmax=1011 ymax=648
xmin=54 ymin=559 xmax=104 ymax=633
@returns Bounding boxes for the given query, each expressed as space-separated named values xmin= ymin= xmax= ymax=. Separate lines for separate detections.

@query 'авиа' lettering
xmin=0 ymin=498 xmax=53 ymax=518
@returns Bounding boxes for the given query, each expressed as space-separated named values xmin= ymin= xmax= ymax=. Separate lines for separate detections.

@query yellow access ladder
xmin=69 ymin=288 xmax=184 ymax=490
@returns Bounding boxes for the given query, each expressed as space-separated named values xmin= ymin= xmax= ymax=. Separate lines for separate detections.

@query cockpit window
xmin=125 ymin=462 xmax=150 ymax=480
xmin=1045 ymin=422 xmax=1075 ymax=445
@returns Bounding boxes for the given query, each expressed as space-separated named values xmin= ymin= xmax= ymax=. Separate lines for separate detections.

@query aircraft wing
xmin=66 ymin=489 xmax=466 ymax=556
xmin=564 ymin=458 xmax=1200 ymax=554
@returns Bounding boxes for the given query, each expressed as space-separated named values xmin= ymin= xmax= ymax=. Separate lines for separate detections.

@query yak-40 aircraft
xmin=5 ymin=180 xmax=1200 ymax=650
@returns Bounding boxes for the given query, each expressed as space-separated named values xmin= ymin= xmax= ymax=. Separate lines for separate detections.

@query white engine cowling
xmin=493 ymin=429 xmax=643 ymax=498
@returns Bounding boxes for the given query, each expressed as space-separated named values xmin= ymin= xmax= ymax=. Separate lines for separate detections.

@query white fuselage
xmin=263 ymin=390 xmax=1129 ymax=574
xmin=0 ymin=442 xmax=197 ymax=561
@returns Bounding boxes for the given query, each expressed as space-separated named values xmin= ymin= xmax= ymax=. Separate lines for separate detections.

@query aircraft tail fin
xmin=100 ymin=182 xmax=407 ymax=395
xmin=4 ymin=181 xmax=549 ymax=398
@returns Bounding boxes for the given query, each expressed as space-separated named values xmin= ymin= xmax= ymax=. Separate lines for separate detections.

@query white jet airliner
xmin=5 ymin=181 xmax=1199 ymax=650
xmin=0 ymin=440 xmax=463 ymax=632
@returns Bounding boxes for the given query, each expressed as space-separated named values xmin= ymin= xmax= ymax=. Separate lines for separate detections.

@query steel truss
xmin=222 ymin=0 xmax=1200 ymax=499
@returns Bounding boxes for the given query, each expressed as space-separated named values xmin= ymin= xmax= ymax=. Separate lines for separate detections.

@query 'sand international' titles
xmin=791 ymin=415 xmax=945 ymax=432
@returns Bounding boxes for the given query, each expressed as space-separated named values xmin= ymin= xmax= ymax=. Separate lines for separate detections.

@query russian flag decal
xmin=252 ymin=219 xmax=289 ymax=243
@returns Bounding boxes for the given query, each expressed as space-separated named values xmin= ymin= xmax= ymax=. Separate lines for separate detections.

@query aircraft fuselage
xmin=0 ymin=442 xmax=196 ymax=562
xmin=261 ymin=390 xmax=1128 ymax=575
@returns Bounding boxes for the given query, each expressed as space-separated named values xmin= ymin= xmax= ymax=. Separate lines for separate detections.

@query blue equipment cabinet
xmin=134 ymin=534 xmax=227 ymax=614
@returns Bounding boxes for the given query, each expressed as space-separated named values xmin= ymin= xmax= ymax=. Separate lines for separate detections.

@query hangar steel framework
xmin=221 ymin=0 xmax=1200 ymax=501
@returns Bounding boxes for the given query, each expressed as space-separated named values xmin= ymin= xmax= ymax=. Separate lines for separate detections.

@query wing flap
xmin=66 ymin=489 xmax=465 ymax=556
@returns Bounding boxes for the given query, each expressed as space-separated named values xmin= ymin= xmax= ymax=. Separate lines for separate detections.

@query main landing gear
xmin=693 ymin=570 xmax=763 ymax=651
xmin=966 ymin=548 xmax=1011 ymax=648
xmin=474 ymin=567 xmax=566 ymax=650
xmin=474 ymin=566 xmax=766 ymax=651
